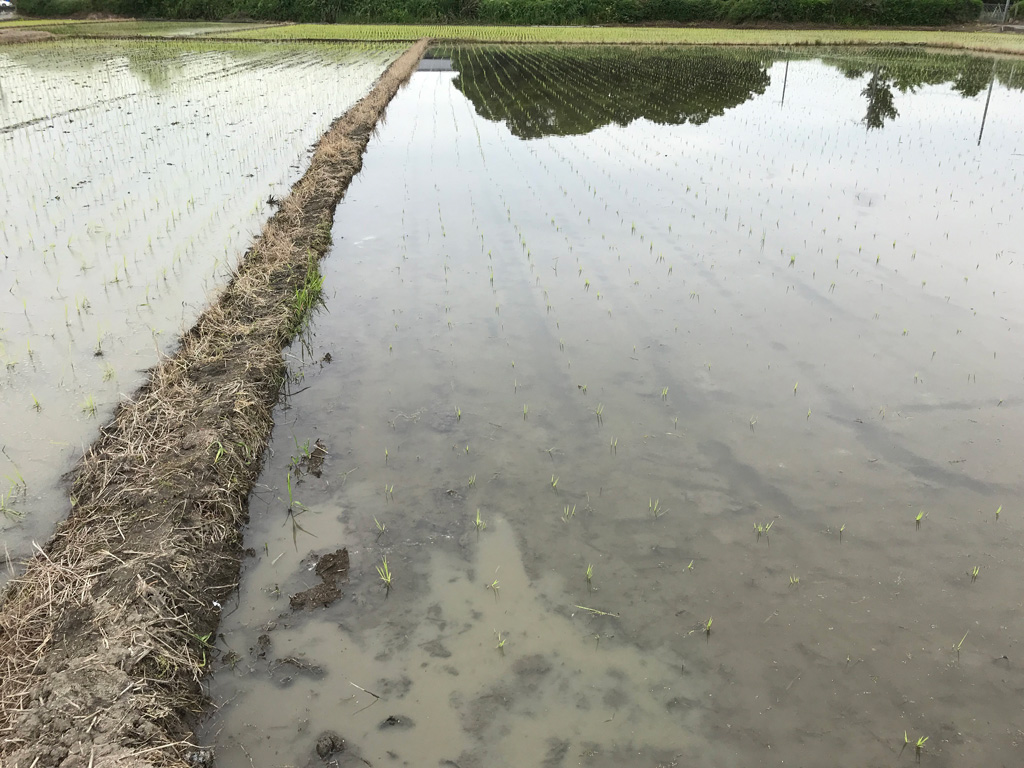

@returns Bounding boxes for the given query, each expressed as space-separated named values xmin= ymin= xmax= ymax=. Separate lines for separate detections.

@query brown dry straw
xmin=0 ymin=38 xmax=428 ymax=768
xmin=0 ymin=30 xmax=56 ymax=44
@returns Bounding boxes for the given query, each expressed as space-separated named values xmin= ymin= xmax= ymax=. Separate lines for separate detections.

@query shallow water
xmin=202 ymin=46 xmax=1024 ymax=767
xmin=0 ymin=40 xmax=400 ymax=572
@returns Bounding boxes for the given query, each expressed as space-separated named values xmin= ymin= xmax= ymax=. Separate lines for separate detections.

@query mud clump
xmin=290 ymin=548 xmax=349 ymax=610
xmin=379 ymin=714 xmax=415 ymax=730
xmin=315 ymin=730 xmax=345 ymax=759
xmin=270 ymin=655 xmax=325 ymax=687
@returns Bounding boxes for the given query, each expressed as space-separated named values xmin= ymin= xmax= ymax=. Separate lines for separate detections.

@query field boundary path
xmin=0 ymin=37 xmax=428 ymax=768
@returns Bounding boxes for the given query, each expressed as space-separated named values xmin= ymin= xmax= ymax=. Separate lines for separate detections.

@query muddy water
xmin=202 ymin=48 xmax=1024 ymax=767
xmin=0 ymin=41 xmax=401 ymax=573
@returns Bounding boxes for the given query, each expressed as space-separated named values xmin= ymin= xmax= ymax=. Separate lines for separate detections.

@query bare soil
xmin=0 ymin=38 xmax=428 ymax=768
xmin=0 ymin=29 xmax=54 ymax=43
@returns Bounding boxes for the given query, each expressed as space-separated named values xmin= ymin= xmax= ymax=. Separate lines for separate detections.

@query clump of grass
xmin=377 ymin=555 xmax=393 ymax=595
xmin=290 ymin=253 xmax=325 ymax=333
xmin=80 ymin=395 xmax=97 ymax=417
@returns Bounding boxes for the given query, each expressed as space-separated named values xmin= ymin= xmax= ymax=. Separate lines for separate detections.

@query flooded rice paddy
xmin=0 ymin=39 xmax=401 ymax=573
xmin=200 ymin=46 xmax=1024 ymax=767
xmin=201 ymin=45 xmax=1024 ymax=768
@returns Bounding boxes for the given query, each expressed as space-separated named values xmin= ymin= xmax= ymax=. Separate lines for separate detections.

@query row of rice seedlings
xmin=0 ymin=41 xmax=403 ymax=544
xmin=228 ymin=24 xmax=1024 ymax=55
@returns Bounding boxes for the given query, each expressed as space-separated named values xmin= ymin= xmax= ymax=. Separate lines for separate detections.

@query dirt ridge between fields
xmin=0 ymin=37 xmax=428 ymax=768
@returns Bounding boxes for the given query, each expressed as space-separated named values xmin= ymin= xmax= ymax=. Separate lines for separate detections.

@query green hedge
xmin=14 ymin=0 xmax=983 ymax=26
xmin=475 ymin=0 xmax=983 ymax=25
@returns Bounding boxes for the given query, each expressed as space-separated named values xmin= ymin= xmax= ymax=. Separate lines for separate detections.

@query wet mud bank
xmin=0 ymin=38 xmax=428 ymax=768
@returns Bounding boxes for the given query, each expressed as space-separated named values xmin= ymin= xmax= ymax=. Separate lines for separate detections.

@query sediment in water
xmin=0 ymin=37 xmax=428 ymax=768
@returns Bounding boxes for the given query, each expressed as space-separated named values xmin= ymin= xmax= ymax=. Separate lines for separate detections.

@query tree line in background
xmin=17 ymin=0 xmax=984 ymax=27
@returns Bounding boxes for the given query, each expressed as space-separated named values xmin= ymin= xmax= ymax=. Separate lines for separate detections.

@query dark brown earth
xmin=290 ymin=548 xmax=350 ymax=610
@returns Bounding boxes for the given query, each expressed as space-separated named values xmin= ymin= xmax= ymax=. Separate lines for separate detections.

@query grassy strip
xmin=0 ymin=37 xmax=428 ymax=768
xmin=224 ymin=23 xmax=1024 ymax=54
xmin=27 ymin=19 xmax=285 ymax=36
xmin=0 ymin=17 xmax=103 ymax=26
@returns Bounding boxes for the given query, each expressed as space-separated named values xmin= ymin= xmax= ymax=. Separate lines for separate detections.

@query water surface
xmin=202 ymin=46 xmax=1024 ymax=767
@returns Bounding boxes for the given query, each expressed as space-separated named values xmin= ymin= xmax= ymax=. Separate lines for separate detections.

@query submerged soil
xmin=0 ymin=38 xmax=427 ymax=768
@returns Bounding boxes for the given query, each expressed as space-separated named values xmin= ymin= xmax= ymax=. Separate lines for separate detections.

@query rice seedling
xmin=704 ymin=617 xmax=713 ymax=643
xmin=486 ymin=575 xmax=500 ymax=598
xmin=586 ymin=563 xmax=594 ymax=587
xmin=523 ymin=404 xmax=529 ymax=420
xmin=594 ymin=403 xmax=604 ymax=424
xmin=468 ymin=474 xmax=476 ymax=487
xmin=687 ymin=560 xmax=694 ymax=571
xmin=915 ymin=735 xmax=929 ymax=762
xmin=377 ymin=555 xmax=393 ymax=595
xmin=495 ymin=631 xmax=506 ymax=652
xmin=562 ymin=504 xmax=576 ymax=522
xmin=474 ymin=508 xmax=486 ymax=532
xmin=839 ymin=523 xmax=846 ymax=543
xmin=649 ymin=498 xmax=664 ymax=519
xmin=954 ymin=630 xmax=968 ymax=663
xmin=610 ymin=437 xmax=617 ymax=454
xmin=551 ymin=475 xmax=559 ymax=491
xmin=80 ymin=395 xmax=97 ymax=417
xmin=30 ymin=394 xmax=41 ymax=412
xmin=970 ymin=565 xmax=979 ymax=583
xmin=789 ymin=574 xmax=800 ymax=586
xmin=915 ymin=510 xmax=924 ymax=530
xmin=0 ymin=491 xmax=25 ymax=521
xmin=755 ymin=520 xmax=774 ymax=544
xmin=995 ymin=505 xmax=1001 ymax=520
xmin=374 ymin=517 xmax=388 ymax=539
xmin=456 ymin=406 xmax=461 ymax=422
xmin=661 ymin=387 xmax=669 ymax=400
